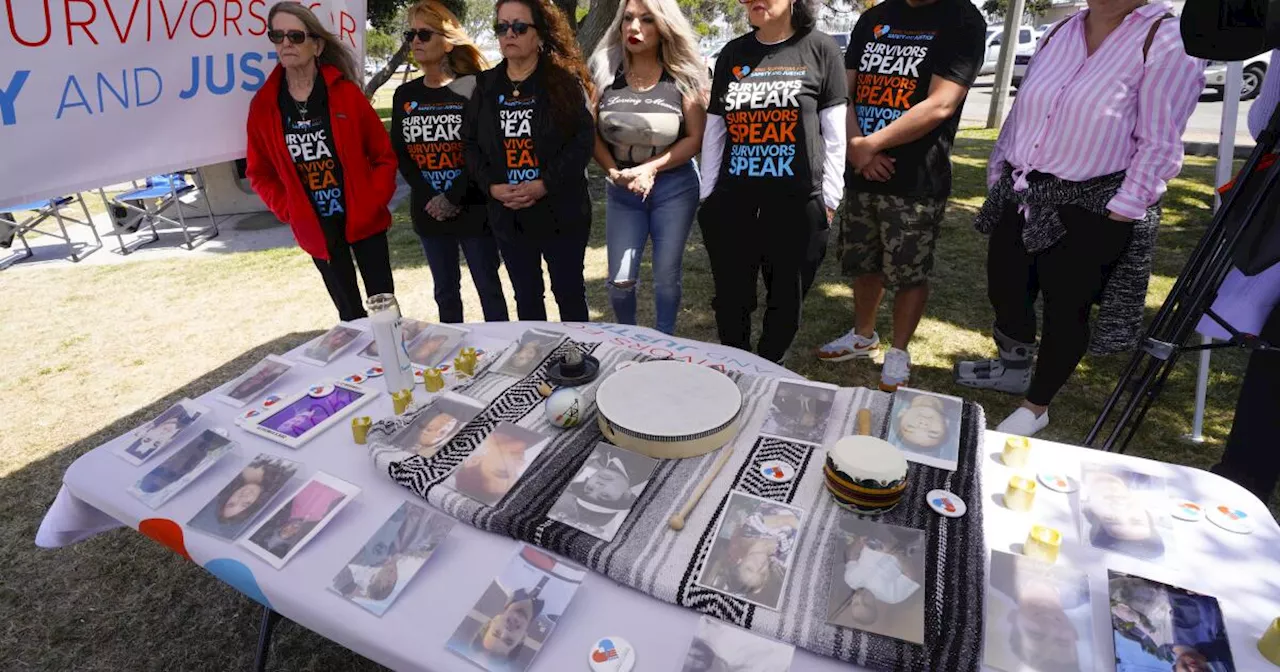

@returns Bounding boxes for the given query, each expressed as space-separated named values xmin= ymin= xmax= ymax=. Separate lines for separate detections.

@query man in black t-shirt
xmin=816 ymin=0 xmax=984 ymax=393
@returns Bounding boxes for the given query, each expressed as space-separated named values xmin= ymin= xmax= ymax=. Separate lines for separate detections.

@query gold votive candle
xmin=1003 ymin=436 xmax=1032 ymax=468
xmin=351 ymin=417 xmax=372 ymax=445
xmin=1024 ymin=525 xmax=1061 ymax=564
xmin=455 ymin=353 xmax=476 ymax=376
xmin=392 ymin=389 xmax=413 ymax=415
xmin=1006 ymin=475 xmax=1037 ymax=512
xmin=423 ymin=368 xmax=445 ymax=392
xmin=1259 ymin=617 xmax=1280 ymax=666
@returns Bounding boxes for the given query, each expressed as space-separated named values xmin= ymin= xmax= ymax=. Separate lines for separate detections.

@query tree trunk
xmin=553 ymin=0 xmax=578 ymax=31
xmin=363 ymin=41 xmax=412 ymax=99
xmin=575 ymin=0 xmax=620 ymax=55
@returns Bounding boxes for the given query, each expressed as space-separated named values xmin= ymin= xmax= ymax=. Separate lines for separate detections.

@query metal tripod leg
xmin=254 ymin=606 xmax=283 ymax=672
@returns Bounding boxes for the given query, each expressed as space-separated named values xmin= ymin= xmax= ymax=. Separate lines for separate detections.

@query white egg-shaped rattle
xmin=545 ymin=388 xmax=584 ymax=428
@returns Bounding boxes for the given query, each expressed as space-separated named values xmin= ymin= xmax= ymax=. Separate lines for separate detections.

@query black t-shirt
xmin=845 ymin=0 xmax=985 ymax=199
xmin=392 ymin=75 xmax=486 ymax=236
xmin=496 ymin=77 xmax=541 ymax=184
xmin=278 ymin=72 xmax=346 ymax=238
xmin=708 ymin=29 xmax=847 ymax=201
xmin=597 ymin=70 xmax=686 ymax=169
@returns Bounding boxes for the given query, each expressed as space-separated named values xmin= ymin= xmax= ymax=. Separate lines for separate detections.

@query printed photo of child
xmin=127 ymin=429 xmax=234 ymax=509
xmin=406 ymin=323 xmax=467 ymax=367
xmin=546 ymin=444 xmax=659 ymax=542
xmin=330 ymin=502 xmax=455 ymax=616
xmin=117 ymin=400 xmax=206 ymax=465
xmin=217 ymin=356 xmax=294 ymax=407
xmin=679 ymin=616 xmax=795 ymax=672
xmin=188 ymin=454 xmax=300 ymax=540
xmin=825 ymin=516 xmax=926 ymax=644
xmin=446 ymin=422 xmax=549 ymax=507
xmin=389 ymin=393 xmax=485 ymax=458
xmin=493 ymin=329 xmax=564 ymax=378
xmin=1079 ymin=463 xmax=1171 ymax=561
xmin=359 ymin=318 xmax=428 ymax=360
xmin=446 ymin=545 xmax=585 ymax=672
xmin=884 ymin=387 xmax=963 ymax=471
xmin=240 ymin=472 xmax=360 ymax=568
xmin=697 ymin=491 xmax=805 ymax=611
xmin=1109 ymin=571 xmax=1236 ymax=672
xmin=759 ymin=381 xmax=837 ymax=446
xmin=984 ymin=550 xmax=1095 ymax=672
xmin=301 ymin=323 xmax=363 ymax=364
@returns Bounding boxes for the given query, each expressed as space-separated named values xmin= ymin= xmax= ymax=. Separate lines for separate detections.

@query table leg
xmin=254 ymin=606 xmax=284 ymax=671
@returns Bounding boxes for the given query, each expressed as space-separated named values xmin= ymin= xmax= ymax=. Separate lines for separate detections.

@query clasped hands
xmin=489 ymin=179 xmax=548 ymax=211
xmin=608 ymin=165 xmax=657 ymax=200
xmin=849 ymin=135 xmax=895 ymax=182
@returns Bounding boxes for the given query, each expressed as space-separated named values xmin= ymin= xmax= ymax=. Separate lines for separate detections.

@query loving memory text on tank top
xmin=598 ymin=72 xmax=684 ymax=169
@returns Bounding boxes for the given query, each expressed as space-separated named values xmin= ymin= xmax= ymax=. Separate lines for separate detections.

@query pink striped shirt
xmin=988 ymin=3 xmax=1204 ymax=220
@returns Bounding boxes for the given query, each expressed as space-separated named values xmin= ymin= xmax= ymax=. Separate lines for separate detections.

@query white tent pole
xmin=1188 ymin=61 xmax=1244 ymax=443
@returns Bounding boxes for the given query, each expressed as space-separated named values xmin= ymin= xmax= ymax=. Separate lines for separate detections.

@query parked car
xmin=983 ymin=25 xmax=1037 ymax=76
xmin=1205 ymin=52 xmax=1270 ymax=100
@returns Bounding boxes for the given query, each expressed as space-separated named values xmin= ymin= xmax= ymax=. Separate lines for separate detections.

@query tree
xmin=365 ymin=28 xmax=399 ymax=63
xmin=981 ymin=0 xmax=1052 ymax=21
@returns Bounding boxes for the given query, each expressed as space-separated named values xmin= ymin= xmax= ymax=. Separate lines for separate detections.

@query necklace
xmin=293 ymin=97 xmax=309 ymax=120
xmin=507 ymin=62 xmax=535 ymax=97
xmin=626 ymin=66 xmax=660 ymax=91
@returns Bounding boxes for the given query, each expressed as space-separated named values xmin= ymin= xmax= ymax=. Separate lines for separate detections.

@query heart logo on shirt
xmin=402 ymin=102 xmax=413 ymax=113
xmin=732 ymin=65 xmax=751 ymax=80
xmin=874 ymin=24 xmax=891 ymax=39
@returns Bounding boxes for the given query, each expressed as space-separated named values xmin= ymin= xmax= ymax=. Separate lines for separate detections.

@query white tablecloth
xmin=37 ymin=322 xmax=1280 ymax=672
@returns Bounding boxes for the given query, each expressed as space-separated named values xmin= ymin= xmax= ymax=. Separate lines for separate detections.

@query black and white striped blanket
xmin=368 ymin=338 xmax=987 ymax=671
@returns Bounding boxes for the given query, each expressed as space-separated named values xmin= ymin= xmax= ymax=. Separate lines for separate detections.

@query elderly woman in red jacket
xmin=246 ymin=3 xmax=398 ymax=321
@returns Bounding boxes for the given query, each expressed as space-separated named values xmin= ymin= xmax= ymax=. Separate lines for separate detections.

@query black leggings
xmin=1213 ymin=304 xmax=1280 ymax=504
xmin=312 ymin=229 xmax=395 ymax=322
xmin=699 ymin=192 xmax=827 ymax=363
xmin=988 ymin=203 xmax=1132 ymax=405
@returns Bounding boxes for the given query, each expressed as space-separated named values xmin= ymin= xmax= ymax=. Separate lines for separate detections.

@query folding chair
xmin=0 ymin=193 xmax=103 ymax=270
xmin=110 ymin=171 xmax=219 ymax=254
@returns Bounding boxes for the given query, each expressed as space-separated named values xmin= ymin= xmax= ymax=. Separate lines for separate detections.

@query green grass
xmin=0 ymin=128 xmax=1268 ymax=670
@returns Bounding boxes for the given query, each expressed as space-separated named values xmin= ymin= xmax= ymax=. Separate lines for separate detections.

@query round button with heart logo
xmin=757 ymin=460 xmax=796 ymax=484
xmin=1170 ymin=500 xmax=1204 ymax=522
xmin=926 ymin=489 xmax=966 ymax=518
xmin=587 ymin=636 xmax=635 ymax=672
xmin=365 ymin=366 xmax=384 ymax=378
xmin=343 ymin=373 xmax=366 ymax=385
xmin=262 ymin=394 xmax=283 ymax=408
xmin=308 ymin=384 xmax=333 ymax=398
xmin=1037 ymin=472 xmax=1078 ymax=493
xmin=1207 ymin=504 xmax=1252 ymax=534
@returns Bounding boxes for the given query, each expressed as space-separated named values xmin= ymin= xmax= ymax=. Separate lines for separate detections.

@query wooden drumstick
xmin=669 ymin=444 xmax=735 ymax=531
xmin=857 ymin=408 xmax=872 ymax=437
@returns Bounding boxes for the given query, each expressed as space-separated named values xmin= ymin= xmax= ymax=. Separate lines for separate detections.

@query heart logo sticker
xmin=732 ymin=65 xmax=751 ymax=80
xmin=587 ymin=635 xmax=634 ymax=671
xmin=263 ymin=394 xmax=282 ymax=407
xmin=873 ymin=24 xmax=891 ymax=38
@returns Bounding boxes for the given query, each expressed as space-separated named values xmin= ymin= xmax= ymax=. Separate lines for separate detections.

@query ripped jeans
xmin=604 ymin=161 xmax=699 ymax=335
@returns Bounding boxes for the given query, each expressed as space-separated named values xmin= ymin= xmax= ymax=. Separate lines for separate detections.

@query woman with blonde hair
xmin=588 ymin=0 xmax=707 ymax=335
xmin=246 ymin=2 xmax=398 ymax=321
xmin=392 ymin=0 xmax=508 ymax=324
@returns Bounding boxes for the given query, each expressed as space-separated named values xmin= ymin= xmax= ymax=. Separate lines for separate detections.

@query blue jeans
xmin=605 ymin=162 xmax=699 ymax=334
xmin=418 ymin=233 xmax=509 ymax=323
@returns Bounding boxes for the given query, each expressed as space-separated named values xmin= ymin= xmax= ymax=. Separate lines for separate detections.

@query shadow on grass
xmin=1 ymin=332 xmax=388 ymax=672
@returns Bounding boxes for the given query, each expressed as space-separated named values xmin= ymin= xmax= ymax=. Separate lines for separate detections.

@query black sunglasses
xmin=493 ymin=21 xmax=533 ymax=37
xmin=267 ymin=29 xmax=317 ymax=45
xmin=403 ymin=29 xmax=436 ymax=42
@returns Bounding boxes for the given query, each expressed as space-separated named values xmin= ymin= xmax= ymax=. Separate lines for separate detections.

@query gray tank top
xmin=597 ymin=69 xmax=685 ymax=168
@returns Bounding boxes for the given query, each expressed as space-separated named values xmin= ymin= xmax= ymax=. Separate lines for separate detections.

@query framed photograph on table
xmin=115 ymin=398 xmax=209 ymax=466
xmin=444 ymin=422 xmax=550 ymax=507
xmin=405 ymin=323 xmax=469 ymax=368
xmin=358 ymin=318 xmax=428 ymax=361
xmin=679 ymin=615 xmax=794 ymax=672
xmin=212 ymin=355 xmax=294 ymax=408
xmin=759 ymin=380 xmax=839 ymax=446
xmin=127 ymin=429 xmax=235 ymax=509
xmin=188 ymin=453 xmax=300 ymax=540
xmin=329 ymin=501 xmax=455 ymax=616
xmin=1108 ymin=570 xmax=1236 ymax=671
xmin=384 ymin=393 xmax=486 ymax=459
xmin=1078 ymin=463 xmax=1172 ymax=562
xmin=984 ymin=550 xmax=1095 ymax=672
xmin=696 ymin=491 xmax=805 ymax=611
xmin=446 ymin=545 xmax=586 ymax=672
xmin=825 ymin=515 xmax=926 ymax=644
xmin=240 ymin=471 xmax=361 ymax=569
xmin=240 ymin=381 xmax=379 ymax=449
xmin=546 ymin=443 xmax=659 ymax=542
xmin=492 ymin=328 xmax=565 ymax=378
xmin=884 ymin=387 xmax=963 ymax=471
xmin=297 ymin=322 xmax=364 ymax=366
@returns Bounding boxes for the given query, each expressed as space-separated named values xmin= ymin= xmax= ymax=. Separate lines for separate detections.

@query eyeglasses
xmin=493 ymin=21 xmax=533 ymax=37
xmin=403 ymin=29 xmax=436 ymax=42
xmin=267 ymin=29 xmax=317 ymax=45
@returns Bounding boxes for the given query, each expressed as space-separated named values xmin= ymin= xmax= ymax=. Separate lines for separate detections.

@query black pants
xmin=1212 ymin=304 xmax=1280 ymax=505
xmin=699 ymin=192 xmax=827 ymax=363
xmin=988 ymin=203 xmax=1132 ymax=405
xmin=496 ymin=227 xmax=589 ymax=322
xmin=312 ymin=229 xmax=395 ymax=322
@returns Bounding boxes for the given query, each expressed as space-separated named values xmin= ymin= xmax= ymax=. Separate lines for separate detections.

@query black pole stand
xmin=1085 ymin=103 xmax=1280 ymax=452
xmin=254 ymin=606 xmax=284 ymax=672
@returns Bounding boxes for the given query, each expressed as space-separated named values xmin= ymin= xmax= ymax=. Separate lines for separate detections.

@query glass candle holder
xmin=1025 ymin=525 xmax=1061 ymax=564
xmin=423 ymin=368 xmax=445 ymax=392
xmin=392 ymin=389 xmax=413 ymax=415
xmin=351 ymin=417 xmax=372 ymax=445
xmin=1259 ymin=617 xmax=1280 ymax=666
xmin=1005 ymin=475 xmax=1037 ymax=512
xmin=1003 ymin=436 xmax=1032 ymax=468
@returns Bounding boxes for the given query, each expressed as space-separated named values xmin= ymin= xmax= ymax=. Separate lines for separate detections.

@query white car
xmin=983 ymin=25 xmax=1038 ymax=76
xmin=1205 ymin=52 xmax=1270 ymax=100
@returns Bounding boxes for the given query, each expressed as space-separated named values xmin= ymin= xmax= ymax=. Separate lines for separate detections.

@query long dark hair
xmin=791 ymin=0 xmax=817 ymax=31
xmin=268 ymin=2 xmax=361 ymax=84
xmin=496 ymin=0 xmax=595 ymax=126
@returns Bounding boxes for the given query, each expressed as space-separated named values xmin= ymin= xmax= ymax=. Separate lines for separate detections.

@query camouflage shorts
xmin=836 ymin=191 xmax=946 ymax=288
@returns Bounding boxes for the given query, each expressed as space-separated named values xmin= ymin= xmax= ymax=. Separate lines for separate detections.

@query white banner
xmin=0 ymin=0 xmax=367 ymax=210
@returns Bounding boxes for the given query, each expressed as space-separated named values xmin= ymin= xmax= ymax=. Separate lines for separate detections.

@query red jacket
xmin=246 ymin=64 xmax=397 ymax=261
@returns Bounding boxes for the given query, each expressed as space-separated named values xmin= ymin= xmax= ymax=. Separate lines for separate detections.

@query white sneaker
xmin=879 ymin=347 xmax=911 ymax=392
xmin=818 ymin=330 xmax=880 ymax=362
xmin=996 ymin=407 xmax=1050 ymax=437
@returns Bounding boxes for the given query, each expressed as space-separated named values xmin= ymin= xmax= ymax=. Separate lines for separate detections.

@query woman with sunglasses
xmin=246 ymin=3 xmax=398 ymax=321
xmin=588 ymin=0 xmax=708 ymax=335
xmin=392 ymin=0 xmax=508 ymax=323
xmin=698 ymin=0 xmax=847 ymax=364
xmin=463 ymin=0 xmax=596 ymax=322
